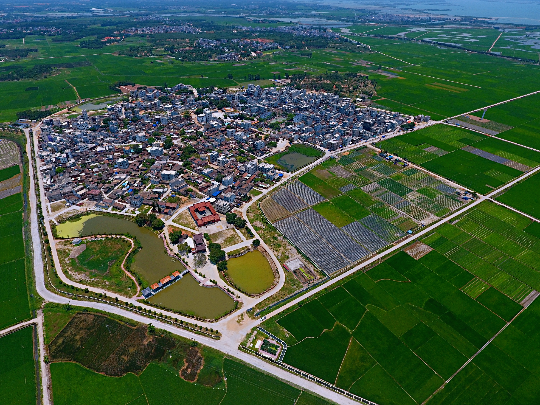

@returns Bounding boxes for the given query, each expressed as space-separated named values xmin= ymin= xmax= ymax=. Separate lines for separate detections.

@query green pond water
xmin=148 ymin=273 xmax=236 ymax=319
xmin=277 ymin=152 xmax=317 ymax=171
xmin=55 ymin=215 xmax=184 ymax=284
xmin=227 ymin=250 xmax=275 ymax=295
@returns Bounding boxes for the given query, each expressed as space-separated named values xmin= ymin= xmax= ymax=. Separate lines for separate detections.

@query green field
xmin=497 ymin=172 xmax=540 ymax=219
xmin=0 ymin=164 xmax=19 ymax=182
xmin=0 ymin=192 xmax=30 ymax=329
xmin=267 ymin=202 xmax=540 ymax=404
xmin=313 ymin=201 xmax=354 ymax=227
xmin=0 ymin=327 xmax=37 ymax=405
xmin=378 ymin=124 xmax=540 ymax=193
xmin=51 ymin=359 xmax=314 ymax=405
xmin=1 ymin=16 xmax=540 ymax=123
xmin=226 ymin=250 xmax=275 ymax=295
xmin=298 ymin=146 xmax=467 ymax=231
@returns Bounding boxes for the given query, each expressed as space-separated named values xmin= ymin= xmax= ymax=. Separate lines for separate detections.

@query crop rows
xmin=286 ymin=180 xmax=325 ymax=206
xmin=462 ymin=146 xmax=509 ymax=165
xmin=342 ymin=221 xmax=388 ymax=252
xmin=296 ymin=209 xmax=369 ymax=262
xmin=328 ymin=165 xmax=354 ymax=178
xmin=260 ymin=197 xmax=291 ymax=223
xmin=379 ymin=191 xmax=403 ymax=205
xmin=271 ymin=188 xmax=307 ymax=213
xmin=274 ymin=216 xmax=350 ymax=274
xmin=360 ymin=214 xmax=405 ymax=242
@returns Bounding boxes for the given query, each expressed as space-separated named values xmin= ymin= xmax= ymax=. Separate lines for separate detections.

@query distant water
xmin=332 ymin=0 xmax=540 ymax=25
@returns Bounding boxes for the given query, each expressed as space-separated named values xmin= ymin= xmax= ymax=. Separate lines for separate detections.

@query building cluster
xmin=37 ymin=81 xmax=409 ymax=217
xmin=119 ymin=24 xmax=201 ymax=35
xmin=229 ymin=84 xmax=411 ymax=150
xmin=196 ymin=37 xmax=279 ymax=61
xmin=141 ymin=269 xmax=190 ymax=299
xmin=236 ymin=24 xmax=341 ymax=39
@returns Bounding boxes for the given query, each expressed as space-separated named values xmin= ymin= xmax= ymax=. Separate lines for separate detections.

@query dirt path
xmin=65 ymin=79 xmax=81 ymax=102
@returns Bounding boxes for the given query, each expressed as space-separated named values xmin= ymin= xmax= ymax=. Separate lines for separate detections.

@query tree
xmin=178 ymin=243 xmax=191 ymax=254
xmin=194 ymin=253 xmax=207 ymax=268
xmin=226 ymin=212 xmax=237 ymax=224
xmin=217 ymin=261 xmax=228 ymax=272
xmin=234 ymin=217 xmax=246 ymax=229
xmin=135 ymin=213 xmax=148 ymax=227
xmin=252 ymin=239 xmax=260 ymax=248
xmin=164 ymin=136 xmax=173 ymax=149
xmin=208 ymin=243 xmax=226 ymax=264
xmin=148 ymin=136 xmax=155 ymax=145
xmin=170 ymin=230 xmax=184 ymax=244
xmin=151 ymin=218 xmax=165 ymax=230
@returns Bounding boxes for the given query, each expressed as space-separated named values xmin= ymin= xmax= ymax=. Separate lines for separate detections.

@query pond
xmin=77 ymin=97 xmax=123 ymax=111
xmin=55 ymin=214 xmax=184 ymax=284
xmin=148 ymin=273 xmax=236 ymax=319
xmin=227 ymin=250 xmax=275 ymax=295
xmin=277 ymin=152 xmax=317 ymax=172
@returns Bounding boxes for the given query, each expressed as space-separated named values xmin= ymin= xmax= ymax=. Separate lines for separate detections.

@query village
xmin=36 ymin=82 xmax=412 ymax=222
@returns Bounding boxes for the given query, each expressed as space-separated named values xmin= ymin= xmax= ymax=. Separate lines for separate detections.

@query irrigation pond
xmin=276 ymin=152 xmax=318 ymax=172
xmin=226 ymin=250 xmax=275 ymax=295
xmin=148 ymin=273 xmax=236 ymax=319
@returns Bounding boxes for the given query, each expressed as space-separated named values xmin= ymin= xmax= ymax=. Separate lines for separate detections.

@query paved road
xmin=37 ymin=311 xmax=51 ymax=405
xmin=0 ymin=319 xmax=36 ymax=338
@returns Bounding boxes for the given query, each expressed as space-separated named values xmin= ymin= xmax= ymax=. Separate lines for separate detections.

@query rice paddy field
xmin=496 ymin=173 xmax=540 ymax=219
xmin=226 ymin=250 xmax=275 ymax=295
xmin=265 ymin=201 xmax=540 ymax=404
xmin=335 ymin=34 xmax=540 ymax=119
xmin=51 ymin=360 xmax=325 ymax=405
xmin=378 ymin=124 xmax=540 ymax=194
xmin=0 ymin=169 xmax=30 ymax=330
xmin=262 ymin=146 xmax=469 ymax=274
xmin=468 ymin=93 xmax=540 ymax=150
xmin=0 ymin=327 xmax=37 ymax=405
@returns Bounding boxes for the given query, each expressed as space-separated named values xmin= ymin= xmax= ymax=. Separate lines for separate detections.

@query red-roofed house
xmin=188 ymin=201 xmax=221 ymax=227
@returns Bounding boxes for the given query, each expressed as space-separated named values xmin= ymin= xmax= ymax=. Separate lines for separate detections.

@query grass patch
xmin=299 ymin=172 xmax=341 ymax=199
xmin=312 ymin=201 xmax=354 ymax=227
xmin=332 ymin=195 xmax=371 ymax=220
xmin=266 ymin=144 xmax=323 ymax=172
